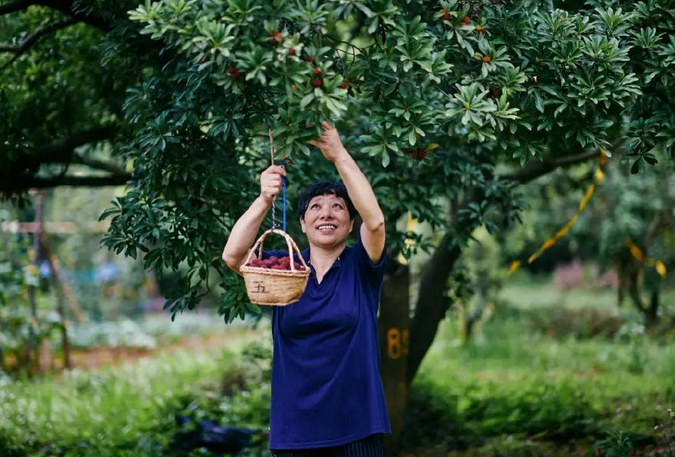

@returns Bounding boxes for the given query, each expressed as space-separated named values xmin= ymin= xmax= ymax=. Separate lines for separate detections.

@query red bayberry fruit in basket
xmin=269 ymin=256 xmax=279 ymax=263
xmin=312 ymin=78 xmax=323 ymax=88
xmin=249 ymin=258 xmax=265 ymax=267
xmin=271 ymin=264 xmax=286 ymax=270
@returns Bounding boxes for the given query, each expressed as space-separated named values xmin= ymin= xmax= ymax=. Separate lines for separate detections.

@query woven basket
xmin=240 ymin=228 xmax=310 ymax=306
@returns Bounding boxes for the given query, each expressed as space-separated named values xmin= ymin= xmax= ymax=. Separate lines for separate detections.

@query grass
xmin=404 ymin=280 xmax=675 ymax=456
xmin=2 ymin=280 xmax=675 ymax=456
xmin=0 ymin=329 xmax=261 ymax=457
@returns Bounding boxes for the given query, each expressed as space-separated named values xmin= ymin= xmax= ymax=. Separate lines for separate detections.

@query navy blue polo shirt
xmin=263 ymin=240 xmax=391 ymax=450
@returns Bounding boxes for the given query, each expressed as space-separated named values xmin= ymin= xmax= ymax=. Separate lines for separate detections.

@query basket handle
xmin=243 ymin=228 xmax=309 ymax=272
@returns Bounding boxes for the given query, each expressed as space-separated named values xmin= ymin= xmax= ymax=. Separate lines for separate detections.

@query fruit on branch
xmin=269 ymin=31 xmax=283 ymax=45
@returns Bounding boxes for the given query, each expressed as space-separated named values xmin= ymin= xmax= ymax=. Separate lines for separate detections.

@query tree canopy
xmin=1 ymin=0 xmax=674 ymax=330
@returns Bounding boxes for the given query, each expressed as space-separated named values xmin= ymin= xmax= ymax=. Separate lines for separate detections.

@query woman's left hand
xmin=308 ymin=121 xmax=349 ymax=162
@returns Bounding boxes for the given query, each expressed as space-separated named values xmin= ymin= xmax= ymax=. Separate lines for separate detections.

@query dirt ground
xmin=25 ymin=328 xmax=262 ymax=373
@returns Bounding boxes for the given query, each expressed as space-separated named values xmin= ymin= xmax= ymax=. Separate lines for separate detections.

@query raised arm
xmin=308 ymin=122 xmax=386 ymax=262
xmin=222 ymin=165 xmax=286 ymax=274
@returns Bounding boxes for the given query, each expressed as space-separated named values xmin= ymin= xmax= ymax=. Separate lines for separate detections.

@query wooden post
xmin=39 ymin=235 xmax=73 ymax=369
xmin=25 ymin=192 xmax=45 ymax=372
xmin=378 ymin=263 xmax=410 ymax=457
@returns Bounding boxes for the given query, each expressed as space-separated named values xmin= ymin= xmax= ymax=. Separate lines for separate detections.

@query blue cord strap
xmin=268 ymin=129 xmax=287 ymax=232
xmin=279 ymin=160 xmax=287 ymax=233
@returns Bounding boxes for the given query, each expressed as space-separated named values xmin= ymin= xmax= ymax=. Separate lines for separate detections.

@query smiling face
xmin=300 ymin=193 xmax=354 ymax=249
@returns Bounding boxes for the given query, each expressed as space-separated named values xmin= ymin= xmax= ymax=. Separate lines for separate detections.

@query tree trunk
xmin=378 ymin=263 xmax=410 ymax=457
xmin=647 ymin=289 xmax=660 ymax=326
xmin=408 ymin=234 xmax=462 ymax=382
xmin=57 ymin=293 xmax=72 ymax=369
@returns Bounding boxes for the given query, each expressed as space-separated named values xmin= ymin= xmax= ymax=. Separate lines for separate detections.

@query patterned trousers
xmin=270 ymin=433 xmax=384 ymax=457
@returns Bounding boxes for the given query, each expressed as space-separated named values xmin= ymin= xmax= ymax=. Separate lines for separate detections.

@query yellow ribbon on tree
xmin=625 ymin=237 xmax=667 ymax=278
xmin=508 ymin=150 xmax=607 ymax=277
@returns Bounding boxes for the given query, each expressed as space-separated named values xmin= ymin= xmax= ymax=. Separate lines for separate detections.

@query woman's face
xmin=300 ymin=193 xmax=354 ymax=250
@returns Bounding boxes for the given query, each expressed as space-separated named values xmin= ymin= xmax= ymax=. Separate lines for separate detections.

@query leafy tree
xmin=511 ymin=159 xmax=675 ymax=325
xmin=2 ymin=0 xmax=675 ymax=452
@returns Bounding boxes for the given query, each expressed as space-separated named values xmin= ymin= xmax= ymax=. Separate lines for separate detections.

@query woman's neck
xmin=308 ymin=243 xmax=345 ymax=274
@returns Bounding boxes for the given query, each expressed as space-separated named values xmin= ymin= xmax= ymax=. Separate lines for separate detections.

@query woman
xmin=222 ymin=122 xmax=390 ymax=456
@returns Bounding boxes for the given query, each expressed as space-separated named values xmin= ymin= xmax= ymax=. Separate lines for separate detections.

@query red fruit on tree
xmin=313 ymin=67 xmax=322 ymax=75
xmin=406 ymin=149 xmax=427 ymax=161
xmin=463 ymin=16 xmax=470 ymax=23
xmin=304 ymin=56 xmax=314 ymax=63
xmin=269 ymin=31 xmax=283 ymax=45
xmin=288 ymin=48 xmax=296 ymax=56
xmin=228 ymin=66 xmax=237 ymax=75
xmin=340 ymin=81 xmax=348 ymax=89
xmin=312 ymin=78 xmax=323 ymax=87
xmin=482 ymin=55 xmax=491 ymax=63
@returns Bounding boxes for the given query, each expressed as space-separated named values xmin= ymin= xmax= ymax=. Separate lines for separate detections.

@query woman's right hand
xmin=260 ymin=165 xmax=287 ymax=204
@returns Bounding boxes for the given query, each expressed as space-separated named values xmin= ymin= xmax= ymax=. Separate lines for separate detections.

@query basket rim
xmin=240 ymin=265 xmax=310 ymax=277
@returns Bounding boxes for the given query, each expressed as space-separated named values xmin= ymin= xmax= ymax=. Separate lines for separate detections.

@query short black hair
xmin=297 ymin=181 xmax=357 ymax=220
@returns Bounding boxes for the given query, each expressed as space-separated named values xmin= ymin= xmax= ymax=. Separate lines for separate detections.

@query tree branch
xmin=4 ymin=126 xmax=118 ymax=181
xmin=36 ymin=126 xmax=117 ymax=159
xmin=71 ymin=154 xmax=127 ymax=175
xmin=0 ymin=18 xmax=76 ymax=73
xmin=0 ymin=0 xmax=34 ymax=15
xmin=0 ymin=174 xmax=133 ymax=192
xmin=499 ymin=149 xmax=601 ymax=184
xmin=34 ymin=0 xmax=114 ymax=31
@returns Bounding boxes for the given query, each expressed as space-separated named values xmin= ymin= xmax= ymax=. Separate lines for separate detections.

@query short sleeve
xmin=354 ymin=240 xmax=386 ymax=290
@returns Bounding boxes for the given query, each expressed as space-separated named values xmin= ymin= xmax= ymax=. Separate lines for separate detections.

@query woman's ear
xmin=300 ymin=218 xmax=306 ymax=233
xmin=349 ymin=220 xmax=354 ymax=233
